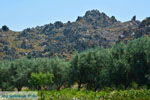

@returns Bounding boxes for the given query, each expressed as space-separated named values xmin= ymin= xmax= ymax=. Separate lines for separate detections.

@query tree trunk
xmin=57 ymin=85 xmax=61 ymax=91
xmin=17 ymin=87 xmax=22 ymax=91
xmin=94 ymin=83 xmax=99 ymax=92
xmin=78 ymin=83 xmax=81 ymax=90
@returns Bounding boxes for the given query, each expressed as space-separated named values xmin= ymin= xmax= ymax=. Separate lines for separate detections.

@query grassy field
xmin=38 ymin=89 xmax=150 ymax=100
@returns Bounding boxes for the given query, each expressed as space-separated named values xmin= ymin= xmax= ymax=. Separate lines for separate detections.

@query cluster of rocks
xmin=0 ymin=10 xmax=150 ymax=60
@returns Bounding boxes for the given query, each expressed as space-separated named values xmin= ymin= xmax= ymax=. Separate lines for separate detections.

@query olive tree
xmin=126 ymin=37 xmax=150 ymax=86
xmin=29 ymin=72 xmax=53 ymax=90
xmin=49 ymin=57 xmax=69 ymax=90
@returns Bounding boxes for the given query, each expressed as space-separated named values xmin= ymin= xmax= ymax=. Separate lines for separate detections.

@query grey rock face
xmin=1 ymin=9 xmax=150 ymax=60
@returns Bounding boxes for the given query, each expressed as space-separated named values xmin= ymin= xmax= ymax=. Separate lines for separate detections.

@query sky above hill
xmin=0 ymin=0 xmax=149 ymax=31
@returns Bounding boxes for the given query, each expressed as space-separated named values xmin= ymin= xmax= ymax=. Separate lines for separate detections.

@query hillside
xmin=0 ymin=10 xmax=150 ymax=60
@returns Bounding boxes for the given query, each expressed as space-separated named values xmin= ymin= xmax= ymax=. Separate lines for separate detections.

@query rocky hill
xmin=0 ymin=10 xmax=150 ymax=60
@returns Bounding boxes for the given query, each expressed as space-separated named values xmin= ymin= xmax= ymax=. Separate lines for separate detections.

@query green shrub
xmin=38 ymin=89 xmax=150 ymax=100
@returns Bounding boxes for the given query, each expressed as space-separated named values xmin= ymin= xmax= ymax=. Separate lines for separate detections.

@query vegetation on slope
xmin=0 ymin=36 xmax=150 ymax=92
xmin=0 ymin=10 xmax=150 ymax=60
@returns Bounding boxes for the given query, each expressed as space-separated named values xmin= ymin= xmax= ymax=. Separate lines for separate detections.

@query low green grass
xmin=38 ymin=89 xmax=150 ymax=100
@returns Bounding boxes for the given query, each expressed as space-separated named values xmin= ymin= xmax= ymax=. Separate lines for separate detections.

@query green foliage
xmin=105 ymin=43 xmax=130 ymax=88
xmin=69 ymin=48 xmax=112 ymax=90
xmin=0 ymin=36 xmax=150 ymax=91
xmin=49 ymin=57 xmax=69 ymax=90
xmin=29 ymin=72 xmax=53 ymax=90
xmin=1 ymin=25 xmax=9 ymax=32
xmin=0 ymin=61 xmax=14 ymax=90
xmin=39 ymin=89 xmax=150 ymax=100
xmin=10 ymin=58 xmax=33 ymax=91
xmin=126 ymin=37 xmax=150 ymax=86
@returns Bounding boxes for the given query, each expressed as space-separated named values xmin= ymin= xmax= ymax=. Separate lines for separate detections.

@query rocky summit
xmin=0 ymin=10 xmax=150 ymax=60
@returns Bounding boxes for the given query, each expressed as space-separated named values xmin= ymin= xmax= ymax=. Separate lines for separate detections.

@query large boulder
xmin=54 ymin=21 xmax=64 ymax=28
xmin=139 ymin=17 xmax=150 ymax=28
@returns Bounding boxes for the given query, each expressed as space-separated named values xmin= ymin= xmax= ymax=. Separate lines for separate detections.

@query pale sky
xmin=0 ymin=0 xmax=149 ymax=31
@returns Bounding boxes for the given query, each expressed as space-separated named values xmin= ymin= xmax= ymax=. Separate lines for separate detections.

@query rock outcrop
xmin=0 ymin=10 xmax=150 ymax=60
